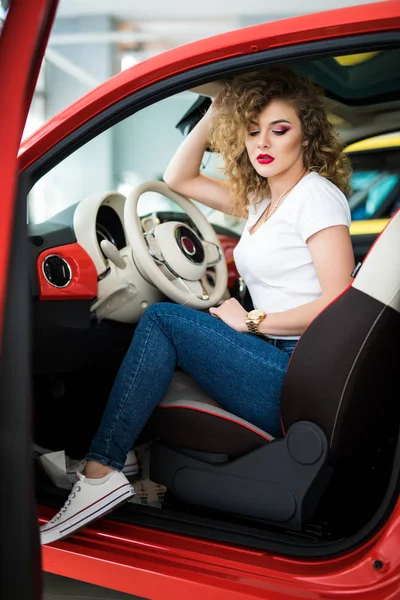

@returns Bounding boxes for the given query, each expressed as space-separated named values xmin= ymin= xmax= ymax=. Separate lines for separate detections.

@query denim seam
xmin=103 ymin=317 xmax=159 ymax=459
xmin=153 ymin=309 xmax=288 ymax=373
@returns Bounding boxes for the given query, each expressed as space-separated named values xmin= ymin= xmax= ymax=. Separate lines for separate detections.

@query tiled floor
xmin=43 ymin=573 xmax=146 ymax=599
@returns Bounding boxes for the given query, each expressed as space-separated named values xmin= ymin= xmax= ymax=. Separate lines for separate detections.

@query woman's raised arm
xmin=163 ymin=106 xmax=236 ymax=216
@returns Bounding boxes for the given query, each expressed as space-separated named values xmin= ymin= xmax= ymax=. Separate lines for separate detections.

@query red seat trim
xmin=158 ymin=404 xmax=274 ymax=442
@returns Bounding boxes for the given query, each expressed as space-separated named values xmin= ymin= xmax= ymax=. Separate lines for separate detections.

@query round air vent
xmin=42 ymin=255 xmax=72 ymax=288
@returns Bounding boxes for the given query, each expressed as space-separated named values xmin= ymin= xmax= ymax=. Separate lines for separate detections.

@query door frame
xmin=0 ymin=1 xmax=58 ymax=598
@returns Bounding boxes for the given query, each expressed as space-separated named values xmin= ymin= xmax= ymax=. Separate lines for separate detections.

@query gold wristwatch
xmin=245 ymin=309 xmax=267 ymax=335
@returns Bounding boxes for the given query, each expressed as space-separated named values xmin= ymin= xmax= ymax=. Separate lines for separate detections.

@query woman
xmin=40 ymin=67 xmax=355 ymax=545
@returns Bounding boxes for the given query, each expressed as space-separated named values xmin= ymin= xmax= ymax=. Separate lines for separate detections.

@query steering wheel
xmin=124 ymin=181 xmax=228 ymax=309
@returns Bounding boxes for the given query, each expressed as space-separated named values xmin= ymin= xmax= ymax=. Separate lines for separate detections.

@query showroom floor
xmin=43 ymin=573 xmax=144 ymax=599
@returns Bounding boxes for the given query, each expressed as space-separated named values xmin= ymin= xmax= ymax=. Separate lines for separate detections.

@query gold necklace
xmin=263 ymin=170 xmax=307 ymax=224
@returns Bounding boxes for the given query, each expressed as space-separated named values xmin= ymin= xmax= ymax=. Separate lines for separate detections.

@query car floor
xmin=43 ymin=573 xmax=145 ymax=600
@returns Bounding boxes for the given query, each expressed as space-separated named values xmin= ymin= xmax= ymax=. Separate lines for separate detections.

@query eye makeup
xmin=272 ymin=126 xmax=292 ymax=135
xmin=246 ymin=117 xmax=293 ymax=137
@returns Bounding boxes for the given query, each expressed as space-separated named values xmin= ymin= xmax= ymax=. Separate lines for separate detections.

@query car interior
xmin=29 ymin=41 xmax=400 ymax=557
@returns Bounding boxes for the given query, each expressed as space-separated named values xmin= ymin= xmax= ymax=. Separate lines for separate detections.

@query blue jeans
xmin=86 ymin=302 xmax=297 ymax=470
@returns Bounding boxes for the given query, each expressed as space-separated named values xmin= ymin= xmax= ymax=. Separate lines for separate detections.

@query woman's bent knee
xmin=142 ymin=302 xmax=178 ymax=322
xmin=143 ymin=301 xmax=198 ymax=321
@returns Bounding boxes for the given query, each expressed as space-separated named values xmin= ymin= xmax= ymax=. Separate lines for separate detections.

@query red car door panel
xmin=0 ymin=2 xmax=58 ymax=599
xmin=9 ymin=0 xmax=400 ymax=598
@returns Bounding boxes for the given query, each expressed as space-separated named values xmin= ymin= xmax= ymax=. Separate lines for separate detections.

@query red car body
xmin=1 ymin=0 xmax=399 ymax=598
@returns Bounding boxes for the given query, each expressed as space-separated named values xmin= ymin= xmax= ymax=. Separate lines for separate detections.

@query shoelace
xmin=50 ymin=480 xmax=82 ymax=523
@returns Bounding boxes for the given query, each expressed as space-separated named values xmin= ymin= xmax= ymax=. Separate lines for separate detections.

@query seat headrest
xmin=352 ymin=209 xmax=400 ymax=312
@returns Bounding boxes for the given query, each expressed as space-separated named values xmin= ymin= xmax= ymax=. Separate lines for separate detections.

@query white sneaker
xmin=67 ymin=449 xmax=139 ymax=482
xmin=40 ymin=471 xmax=135 ymax=545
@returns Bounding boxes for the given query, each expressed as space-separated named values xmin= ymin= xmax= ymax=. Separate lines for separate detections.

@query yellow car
xmin=345 ymin=132 xmax=400 ymax=262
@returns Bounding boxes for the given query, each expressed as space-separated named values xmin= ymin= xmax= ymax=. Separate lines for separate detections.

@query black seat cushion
xmin=148 ymin=371 xmax=274 ymax=456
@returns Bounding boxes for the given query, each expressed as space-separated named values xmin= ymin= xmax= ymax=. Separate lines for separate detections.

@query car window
xmin=28 ymin=89 xmax=247 ymax=238
xmin=27 ymin=87 xmax=400 ymax=233
xmin=28 ymin=91 xmax=242 ymax=228
xmin=28 ymin=93 xmax=198 ymax=223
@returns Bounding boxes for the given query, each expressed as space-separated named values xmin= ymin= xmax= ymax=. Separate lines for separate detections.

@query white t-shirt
xmin=233 ymin=172 xmax=351 ymax=339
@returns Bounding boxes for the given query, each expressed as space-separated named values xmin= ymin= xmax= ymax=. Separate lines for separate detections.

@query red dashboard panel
xmin=37 ymin=237 xmax=238 ymax=301
xmin=37 ymin=243 xmax=98 ymax=300
xmin=218 ymin=234 xmax=239 ymax=288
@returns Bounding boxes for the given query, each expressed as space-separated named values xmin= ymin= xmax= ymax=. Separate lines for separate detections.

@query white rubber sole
xmin=40 ymin=484 xmax=135 ymax=545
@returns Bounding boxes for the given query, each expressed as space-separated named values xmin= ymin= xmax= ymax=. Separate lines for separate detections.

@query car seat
xmin=147 ymin=210 xmax=400 ymax=531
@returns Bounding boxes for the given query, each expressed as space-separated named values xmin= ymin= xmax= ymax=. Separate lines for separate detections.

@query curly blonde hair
xmin=208 ymin=66 xmax=352 ymax=216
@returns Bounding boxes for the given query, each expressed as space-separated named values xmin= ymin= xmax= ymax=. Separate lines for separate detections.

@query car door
xmin=0 ymin=1 xmax=58 ymax=599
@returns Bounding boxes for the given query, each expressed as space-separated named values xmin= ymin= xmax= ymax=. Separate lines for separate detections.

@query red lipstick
xmin=257 ymin=154 xmax=275 ymax=164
